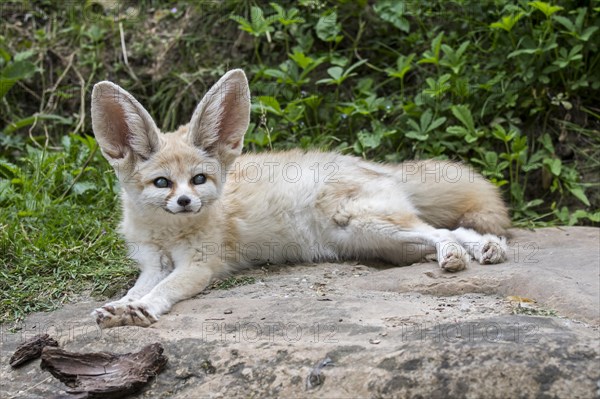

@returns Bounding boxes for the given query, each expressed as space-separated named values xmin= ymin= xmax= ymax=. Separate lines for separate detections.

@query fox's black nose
xmin=177 ymin=195 xmax=191 ymax=207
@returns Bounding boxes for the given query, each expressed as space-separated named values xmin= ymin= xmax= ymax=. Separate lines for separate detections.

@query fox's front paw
xmin=92 ymin=301 xmax=158 ymax=329
xmin=479 ymin=236 xmax=507 ymax=264
xmin=439 ymin=243 xmax=469 ymax=272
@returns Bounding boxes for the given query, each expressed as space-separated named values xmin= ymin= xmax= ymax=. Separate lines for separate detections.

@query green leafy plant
xmin=0 ymin=134 xmax=135 ymax=321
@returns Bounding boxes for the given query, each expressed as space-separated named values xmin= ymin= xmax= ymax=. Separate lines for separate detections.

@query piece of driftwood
xmin=9 ymin=334 xmax=59 ymax=367
xmin=40 ymin=343 xmax=167 ymax=399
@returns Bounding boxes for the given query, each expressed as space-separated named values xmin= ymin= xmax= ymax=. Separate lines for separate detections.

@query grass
xmin=0 ymin=135 xmax=136 ymax=322
xmin=210 ymin=276 xmax=257 ymax=291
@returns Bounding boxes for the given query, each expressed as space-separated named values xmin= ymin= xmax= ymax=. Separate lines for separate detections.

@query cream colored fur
xmin=90 ymin=69 xmax=510 ymax=328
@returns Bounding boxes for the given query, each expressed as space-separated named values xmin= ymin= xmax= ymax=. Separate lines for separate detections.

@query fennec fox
xmin=91 ymin=69 xmax=510 ymax=328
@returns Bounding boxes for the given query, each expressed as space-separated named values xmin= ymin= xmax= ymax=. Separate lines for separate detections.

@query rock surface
xmin=1 ymin=227 xmax=599 ymax=398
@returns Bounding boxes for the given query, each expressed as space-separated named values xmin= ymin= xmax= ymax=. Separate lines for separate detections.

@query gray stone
xmin=1 ymin=227 xmax=599 ymax=398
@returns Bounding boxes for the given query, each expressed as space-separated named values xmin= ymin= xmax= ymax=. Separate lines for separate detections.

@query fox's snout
xmin=177 ymin=195 xmax=191 ymax=207
xmin=160 ymin=180 xmax=204 ymax=215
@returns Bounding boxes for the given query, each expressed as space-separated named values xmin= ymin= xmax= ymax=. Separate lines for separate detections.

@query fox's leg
xmin=99 ymin=263 xmax=171 ymax=307
xmin=451 ymin=227 xmax=508 ymax=264
xmin=92 ymin=244 xmax=174 ymax=326
xmin=97 ymin=244 xmax=172 ymax=307
xmin=335 ymin=211 xmax=470 ymax=272
xmin=93 ymin=258 xmax=216 ymax=328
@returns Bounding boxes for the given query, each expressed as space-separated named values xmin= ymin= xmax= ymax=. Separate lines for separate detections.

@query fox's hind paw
xmin=478 ymin=236 xmax=507 ymax=264
xmin=439 ymin=244 xmax=469 ymax=272
xmin=92 ymin=302 xmax=158 ymax=329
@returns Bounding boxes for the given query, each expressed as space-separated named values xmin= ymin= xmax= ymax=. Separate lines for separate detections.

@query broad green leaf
xmin=553 ymin=15 xmax=574 ymax=31
xmin=230 ymin=15 xmax=254 ymax=33
xmin=544 ymin=158 xmax=562 ymax=176
xmin=257 ymin=96 xmax=282 ymax=115
xmin=373 ymin=0 xmax=410 ymax=33
xmin=418 ymin=31 xmax=444 ymax=65
xmin=343 ymin=59 xmax=367 ymax=77
xmin=568 ymin=209 xmax=588 ymax=225
xmin=568 ymin=186 xmax=590 ymax=206
xmin=541 ymin=41 xmax=558 ymax=52
xmin=370 ymin=120 xmax=397 ymax=138
xmin=485 ymin=151 xmax=498 ymax=165
xmin=450 ymin=105 xmax=475 ymax=133
xmin=270 ymin=3 xmax=284 ymax=15
xmin=84 ymin=25 xmax=104 ymax=42
xmin=0 ymin=160 xmax=19 ymax=178
xmin=315 ymin=77 xmax=333 ymax=85
xmin=539 ymin=133 xmax=555 ymax=153
xmin=302 ymin=95 xmax=321 ymax=109
xmin=492 ymin=124 xmax=517 ymax=143
xmin=2 ymin=114 xmax=72 ymax=135
xmin=405 ymin=131 xmax=429 ymax=141
xmin=330 ymin=55 xmax=349 ymax=67
xmin=452 ymin=77 xmax=470 ymax=97
xmin=522 ymin=161 xmax=542 ymax=172
xmin=245 ymin=128 xmax=270 ymax=147
xmin=420 ymin=109 xmax=433 ymax=130
xmin=508 ymin=47 xmax=538 ymax=58
xmin=528 ymin=1 xmax=563 ymax=18
xmin=263 ymin=68 xmax=287 ymax=80
xmin=432 ymin=32 xmax=444 ymax=58
xmin=270 ymin=3 xmax=304 ymax=25
xmin=447 ymin=126 xmax=468 ymax=136
xmin=327 ymin=66 xmax=343 ymax=81
xmin=423 ymin=74 xmax=452 ymax=97
xmin=490 ymin=12 xmax=525 ymax=32
xmin=72 ymin=181 xmax=96 ymax=196
xmin=13 ymin=50 xmax=36 ymax=62
xmin=465 ymin=134 xmax=478 ymax=144
xmin=0 ymin=48 xmax=10 ymax=63
xmin=580 ymin=26 xmax=599 ymax=41
xmin=357 ymin=130 xmax=381 ymax=149
xmin=428 ymin=117 xmax=447 ymax=132
xmin=511 ymin=135 xmax=528 ymax=153
xmin=250 ymin=6 xmax=274 ymax=31
xmin=453 ymin=41 xmax=470 ymax=59
xmin=283 ymin=101 xmax=305 ymax=122
xmin=407 ymin=118 xmax=421 ymax=132
xmin=386 ymin=53 xmax=415 ymax=79
xmin=230 ymin=6 xmax=275 ymax=37
xmin=0 ymin=60 xmax=36 ymax=98
xmin=289 ymin=51 xmax=313 ymax=69
xmin=316 ymin=11 xmax=340 ymax=42
xmin=525 ymin=199 xmax=545 ymax=209
xmin=587 ymin=211 xmax=600 ymax=222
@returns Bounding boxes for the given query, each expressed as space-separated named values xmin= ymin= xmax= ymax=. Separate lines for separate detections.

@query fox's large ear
xmin=187 ymin=69 xmax=250 ymax=166
xmin=91 ymin=81 xmax=160 ymax=162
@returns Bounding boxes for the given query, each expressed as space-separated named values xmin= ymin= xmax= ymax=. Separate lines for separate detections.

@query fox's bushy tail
xmin=398 ymin=160 xmax=511 ymax=236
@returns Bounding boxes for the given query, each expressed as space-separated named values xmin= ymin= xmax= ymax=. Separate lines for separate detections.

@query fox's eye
xmin=153 ymin=177 xmax=171 ymax=188
xmin=192 ymin=174 xmax=207 ymax=185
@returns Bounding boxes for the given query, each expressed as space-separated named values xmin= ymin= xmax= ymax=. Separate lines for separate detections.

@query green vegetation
xmin=0 ymin=135 xmax=136 ymax=322
xmin=1 ymin=0 xmax=598 ymax=321
xmin=210 ymin=276 xmax=257 ymax=290
xmin=512 ymin=303 xmax=558 ymax=317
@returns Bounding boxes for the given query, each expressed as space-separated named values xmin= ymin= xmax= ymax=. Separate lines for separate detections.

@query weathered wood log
xmin=40 ymin=343 xmax=167 ymax=398
xmin=9 ymin=334 xmax=59 ymax=368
